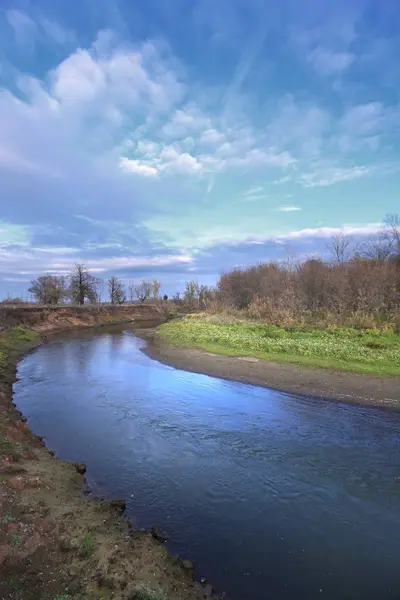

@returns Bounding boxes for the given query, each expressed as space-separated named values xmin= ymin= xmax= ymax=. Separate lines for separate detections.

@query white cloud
xmin=182 ymin=223 xmax=383 ymax=249
xmin=166 ymin=151 xmax=202 ymax=173
xmin=245 ymin=185 xmax=264 ymax=195
xmin=120 ymin=144 xmax=203 ymax=176
xmin=301 ymin=165 xmax=372 ymax=188
xmin=52 ymin=49 xmax=106 ymax=104
xmin=274 ymin=224 xmax=381 ymax=242
xmin=308 ymin=47 xmax=355 ymax=75
xmin=241 ymin=194 xmax=269 ymax=203
xmin=272 ymin=176 xmax=291 ymax=185
xmin=340 ymin=102 xmax=383 ymax=134
xmin=162 ymin=103 xmax=211 ymax=138
xmin=0 ymin=244 xmax=193 ymax=277
xmin=199 ymin=128 xmax=226 ymax=146
xmin=232 ymin=148 xmax=295 ymax=169
xmin=277 ymin=205 xmax=301 ymax=212
xmin=119 ymin=157 xmax=158 ymax=177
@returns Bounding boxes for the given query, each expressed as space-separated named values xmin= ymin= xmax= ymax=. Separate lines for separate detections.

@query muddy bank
xmin=141 ymin=330 xmax=400 ymax=409
xmin=0 ymin=303 xmax=166 ymax=333
xmin=0 ymin=329 xmax=219 ymax=600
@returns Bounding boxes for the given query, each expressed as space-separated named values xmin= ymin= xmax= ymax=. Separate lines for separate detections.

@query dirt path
xmin=0 ymin=332 xmax=218 ymax=600
xmin=141 ymin=331 xmax=400 ymax=409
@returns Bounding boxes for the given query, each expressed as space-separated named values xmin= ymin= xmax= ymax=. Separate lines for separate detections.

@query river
xmin=13 ymin=327 xmax=400 ymax=600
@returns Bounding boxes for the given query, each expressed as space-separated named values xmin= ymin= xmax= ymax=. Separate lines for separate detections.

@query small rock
xmin=200 ymin=577 xmax=208 ymax=586
xmin=59 ymin=536 xmax=80 ymax=552
xmin=170 ymin=554 xmax=180 ymax=566
xmin=150 ymin=526 xmax=168 ymax=543
xmin=181 ymin=559 xmax=195 ymax=573
xmin=109 ymin=498 xmax=126 ymax=514
xmin=74 ymin=463 xmax=86 ymax=475
xmin=203 ymin=583 xmax=214 ymax=598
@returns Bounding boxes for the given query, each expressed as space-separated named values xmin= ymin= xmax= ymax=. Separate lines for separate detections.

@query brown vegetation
xmin=212 ymin=217 xmax=400 ymax=330
xmin=214 ymin=257 xmax=399 ymax=329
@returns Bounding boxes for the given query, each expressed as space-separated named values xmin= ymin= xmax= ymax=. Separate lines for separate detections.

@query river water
xmin=13 ymin=327 xmax=400 ymax=600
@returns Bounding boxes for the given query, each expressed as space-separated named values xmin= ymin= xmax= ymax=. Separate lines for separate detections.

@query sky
xmin=0 ymin=0 xmax=399 ymax=299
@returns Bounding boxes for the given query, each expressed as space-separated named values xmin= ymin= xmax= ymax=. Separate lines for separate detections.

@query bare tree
xmin=383 ymin=213 xmax=400 ymax=252
xmin=128 ymin=281 xmax=135 ymax=303
xmin=96 ymin=278 xmax=105 ymax=303
xmin=152 ymin=279 xmax=161 ymax=300
xmin=199 ymin=284 xmax=214 ymax=308
xmin=135 ymin=281 xmax=152 ymax=303
xmin=108 ymin=276 xmax=125 ymax=304
xmin=28 ymin=275 xmax=68 ymax=305
xmin=184 ymin=280 xmax=200 ymax=307
xmin=326 ymin=233 xmax=352 ymax=264
xmin=357 ymin=235 xmax=391 ymax=261
xmin=69 ymin=264 xmax=98 ymax=305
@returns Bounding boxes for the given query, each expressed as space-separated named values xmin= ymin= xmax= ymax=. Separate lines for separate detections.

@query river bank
xmin=0 ymin=314 xmax=217 ymax=600
xmin=141 ymin=322 xmax=400 ymax=409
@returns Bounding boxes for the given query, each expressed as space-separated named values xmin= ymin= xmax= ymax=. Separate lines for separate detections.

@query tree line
xmin=28 ymin=265 xmax=163 ymax=305
xmin=25 ymin=264 xmax=214 ymax=309
xmin=27 ymin=263 xmax=215 ymax=308
xmin=214 ymin=214 xmax=400 ymax=328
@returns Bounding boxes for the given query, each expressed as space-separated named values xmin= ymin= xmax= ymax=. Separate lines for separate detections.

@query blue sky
xmin=0 ymin=0 xmax=399 ymax=298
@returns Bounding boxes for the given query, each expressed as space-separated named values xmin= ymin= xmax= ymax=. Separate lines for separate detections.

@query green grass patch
xmin=0 ymin=438 xmax=15 ymax=454
xmin=2 ymin=513 xmax=16 ymax=524
xmin=158 ymin=317 xmax=400 ymax=377
xmin=0 ymin=327 xmax=40 ymax=379
xmin=11 ymin=535 xmax=22 ymax=547
xmin=80 ymin=533 xmax=95 ymax=556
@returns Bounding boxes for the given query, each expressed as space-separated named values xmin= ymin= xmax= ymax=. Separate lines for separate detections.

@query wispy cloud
xmin=277 ymin=205 xmax=301 ymax=212
xmin=308 ymin=47 xmax=355 ymax=75
xmin=6 ymin=10 xmax=36 ymax=49
xmin=300 ymin=165 xmax=373 ymax=188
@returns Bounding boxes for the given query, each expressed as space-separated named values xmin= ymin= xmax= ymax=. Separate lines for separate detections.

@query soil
xmin=141 ymin=330 xmax=400 ymax=410
xmin=0 ymin=311 xmax=219 ymax=600
xmin=0 ymin=303 xmax=166 ymax=333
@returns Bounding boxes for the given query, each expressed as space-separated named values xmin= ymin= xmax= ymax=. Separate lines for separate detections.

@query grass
xmin=80 ymin=533 xmax=95 ymax=556
xmin=2 ymin=514 xmax=16 ymax=524
xmin=0 ymin=326 xmax=39 ymax=379
xmin=11 ymin=535 xmax=22 ymax=547
xmin=0 ymin=438 xmax=15 ymax=455
xmin=159 ymin=316 xmax=400 ymax=377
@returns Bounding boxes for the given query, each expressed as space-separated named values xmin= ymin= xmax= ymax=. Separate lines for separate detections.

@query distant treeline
xmin=213 ymin=214 xmax=400 ymax=329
